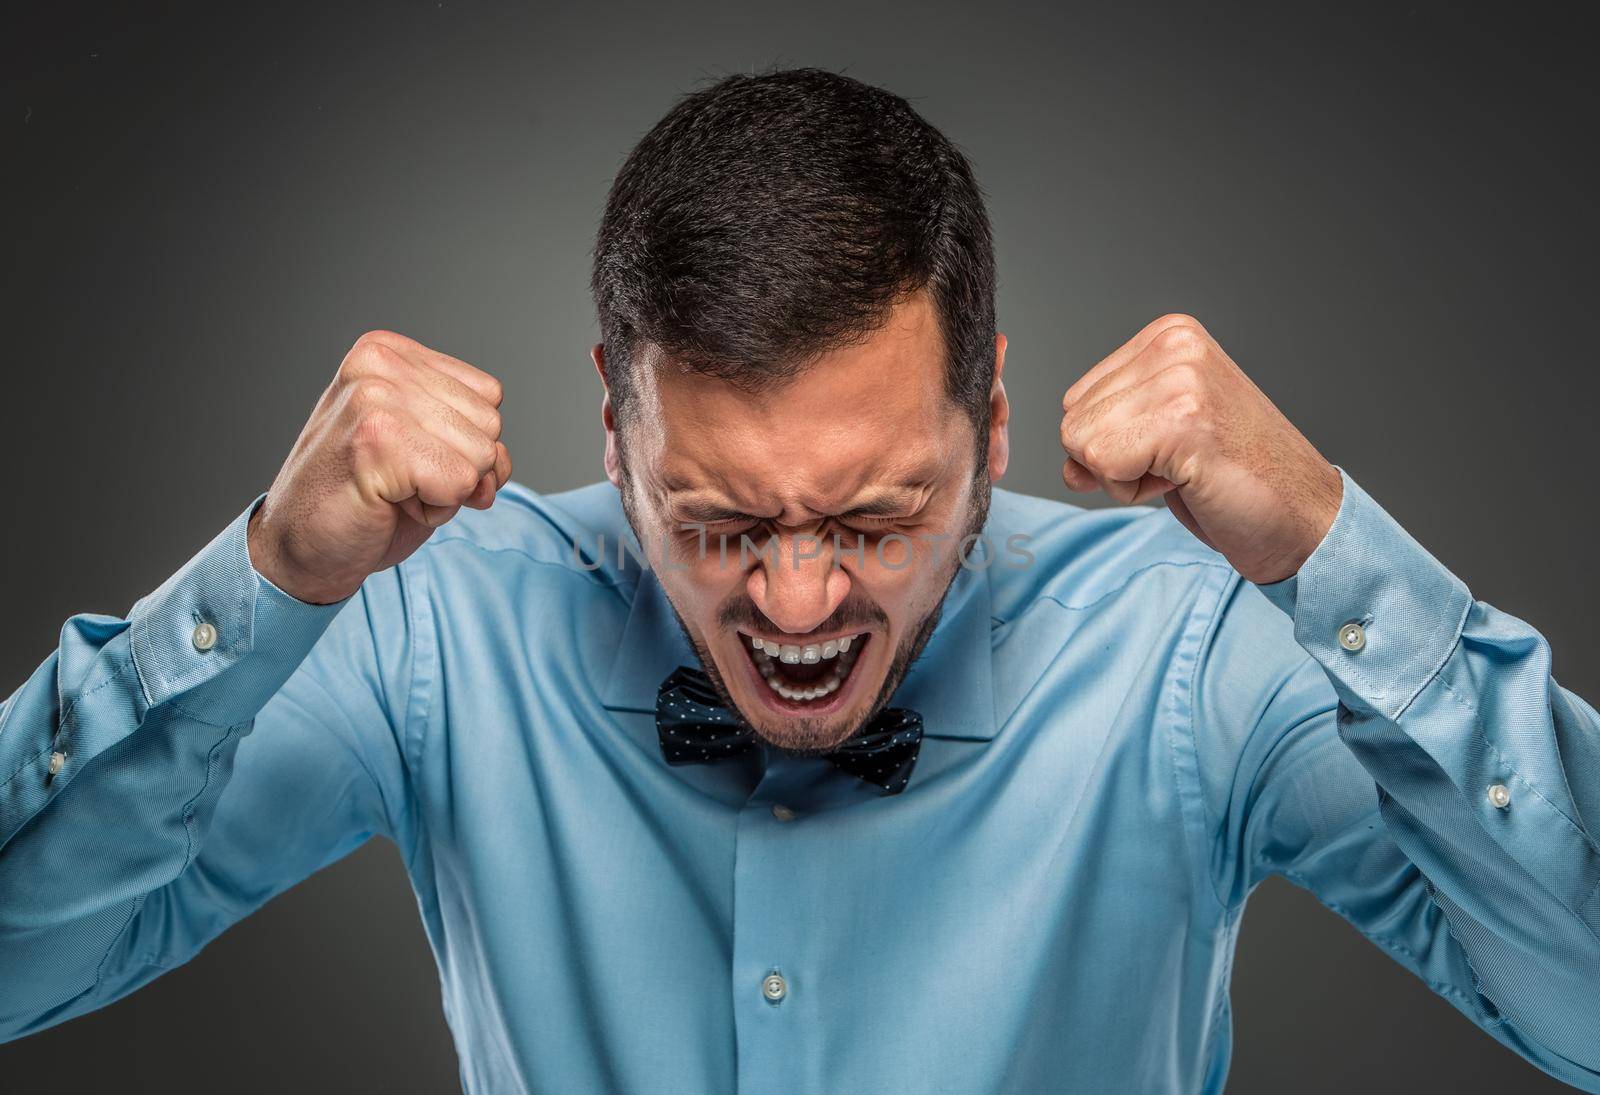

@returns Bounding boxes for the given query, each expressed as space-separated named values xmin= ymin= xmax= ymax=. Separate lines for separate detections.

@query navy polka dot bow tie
xmin=655 ymin=665 xmax=924 ymax=795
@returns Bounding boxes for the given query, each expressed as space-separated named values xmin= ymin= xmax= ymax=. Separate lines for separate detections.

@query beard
xmin=620 ymin=453 xmax=993 ymax=755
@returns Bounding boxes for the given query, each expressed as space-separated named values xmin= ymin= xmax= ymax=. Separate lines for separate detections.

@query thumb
xmin=398 ymin=495 xmax=428 ymax=526
xmin=1165 ymin=490 xmax=1217 ymax=551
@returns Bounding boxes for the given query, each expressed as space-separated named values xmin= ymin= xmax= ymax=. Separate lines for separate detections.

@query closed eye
xmin=681 ymin=516 xmax=759 ymax=534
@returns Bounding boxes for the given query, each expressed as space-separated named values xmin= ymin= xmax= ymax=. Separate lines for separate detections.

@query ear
xmin=987 ymin=332 xmax=1010 ymax=483
xmin=591 ymin=342 xmax=624 ymax=489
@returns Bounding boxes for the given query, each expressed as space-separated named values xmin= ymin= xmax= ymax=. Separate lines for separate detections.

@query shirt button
xmin=1337 ymin=621 xmax=1366 ymax=652
xmin=762 ymin=971 xmax=787 ymax=1002
xmin=1487 ymin=783 xmax=1511 ymax=809
xmin=48 ymin=750 xmax=66 ymax=776
xmin=771 ymin=803 xmax=797 ymax=822
xmin=192 ymin=621 xmax=219 ymax=652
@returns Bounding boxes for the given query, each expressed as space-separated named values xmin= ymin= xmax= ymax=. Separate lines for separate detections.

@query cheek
xmin=846 ymin=540 xmax=953 ymax=628
xmin=662 ymin=554 xmax=750 ymax=628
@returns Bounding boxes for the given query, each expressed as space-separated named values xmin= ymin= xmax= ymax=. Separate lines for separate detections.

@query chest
xmin=406 ymin=596 xmax=1230 ymax=1093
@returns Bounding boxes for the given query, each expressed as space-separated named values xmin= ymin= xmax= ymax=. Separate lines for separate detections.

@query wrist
xmin=246 ymin=504 xmax=358 ymax=606
xmin=1241 ymin=457 xmax=1344 ymax=585
xmin=1300 ymin=459 xmax=1345 ymax=565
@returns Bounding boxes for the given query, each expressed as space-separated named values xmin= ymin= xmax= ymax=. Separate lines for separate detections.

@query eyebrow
xmin=667 ymin=499 xmax=765 ymax=525
xmin=839 ymin=492 xmax=921 ymax=518
xmin=666 ymin=486 xmax=929 ymax=525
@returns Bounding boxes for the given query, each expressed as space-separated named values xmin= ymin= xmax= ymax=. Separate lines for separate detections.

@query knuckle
xmin=351 ymin=405 xmax=398 ymax=453
xmin=342 ymin=340 xmax=403 ymax=382
xmin=346 ymin=375 xmax=398 ymax=418
xmin=1153 ymin=312 xmax=1203 ymax=334
xmin=470 ymin=431 xmax=498 ymax=471
xmin=434 ymin=406 xmax=496 ymax=470
xmin=450 ymin=455 xmax=482 ymax=496
xmin=1151 ymin=323 xmax=1203 ymax=356
xmin=420 ymin=447 xmax=470 ymax=497
xmin=1081 ymin=435 xmax=1106 ymax=468
xmin=1168 ymin=388 xmax=1204 ymax=420
xmin=366 ymin=341 xmax=406 ymax=371
xmin=1160 ymin=360 xmax=1205 ymax=390
xmin=1059 ymin=417 xmax=1077 ymax=450
xmin=481 ymin=374 xmax=505 ymax=406
xmin=354 ymin=328 xmax=415 ymax=351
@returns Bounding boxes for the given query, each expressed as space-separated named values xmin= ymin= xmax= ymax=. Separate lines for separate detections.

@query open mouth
xmin=737 ymin=630 xmax=874 ymax=712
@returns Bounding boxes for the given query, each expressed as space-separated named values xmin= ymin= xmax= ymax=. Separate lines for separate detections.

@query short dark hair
xmin=589 ymin=65 xmax=997 ymax=451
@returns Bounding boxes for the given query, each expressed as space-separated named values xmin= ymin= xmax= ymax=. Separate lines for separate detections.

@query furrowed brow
xmin=666 ymin=477 xmax=933 ymax=525
xmin=667 ymin=496 xmax=760 ymax=524
xmin=840 ymin=492 xmax=921 ymax=518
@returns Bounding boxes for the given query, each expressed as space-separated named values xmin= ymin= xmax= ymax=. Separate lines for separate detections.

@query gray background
xmin=3 ymin=2 xmax=1594 ymax=1091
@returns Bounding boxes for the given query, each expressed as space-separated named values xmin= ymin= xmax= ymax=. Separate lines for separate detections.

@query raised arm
xmin=0 ymin=330 xmax=510 ymax=1039
xmin=1058 ymin=312 xmax=1600 ymax=1088
xmin=1 ymin=497 xmax=387 ymax=1037
xmin=1195 ymin=467 xmax=1600 ymax=1090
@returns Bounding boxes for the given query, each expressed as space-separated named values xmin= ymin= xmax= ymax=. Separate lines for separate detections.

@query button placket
xmin=733 ymin=757 xmax=814 ymax=1092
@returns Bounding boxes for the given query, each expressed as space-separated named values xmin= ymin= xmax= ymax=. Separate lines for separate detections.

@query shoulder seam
xmin=1020 ymin=558 xmax=1232 ymax=621
xmin=420 ymin=535 xmax=640 ymax=600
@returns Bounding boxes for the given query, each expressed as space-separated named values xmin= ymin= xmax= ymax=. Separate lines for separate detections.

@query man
xmin=1 ymin=65 xmax=1596 ymax=1094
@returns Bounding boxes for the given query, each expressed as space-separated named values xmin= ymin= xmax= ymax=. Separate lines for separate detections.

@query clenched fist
xmin=247 ymin=330 xmax=513 ymax=605
xmin=1060 ymin=313 xmax=1342 ymax=585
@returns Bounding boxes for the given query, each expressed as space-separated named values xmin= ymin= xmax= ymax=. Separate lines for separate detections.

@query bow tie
xmin=655 ymin=665 xmax=924 ymax=795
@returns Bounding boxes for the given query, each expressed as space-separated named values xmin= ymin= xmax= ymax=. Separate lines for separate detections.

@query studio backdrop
xmin=2 ymin=3 xmax=1595 ymax=1092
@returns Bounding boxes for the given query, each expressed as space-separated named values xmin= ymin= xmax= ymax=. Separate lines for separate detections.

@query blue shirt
xmin=3 ymin=465 xmax=1599 ymax=1093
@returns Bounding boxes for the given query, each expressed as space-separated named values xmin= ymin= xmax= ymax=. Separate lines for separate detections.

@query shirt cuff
xmin=1251 ymin=464 xmax=1474 ymax=722
xmin=127 ymin=491 xmax=354 ymax=728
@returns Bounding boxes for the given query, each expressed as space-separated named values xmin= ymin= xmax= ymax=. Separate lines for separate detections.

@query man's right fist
xmin=246 ymin=330 xmax=513 ymax=605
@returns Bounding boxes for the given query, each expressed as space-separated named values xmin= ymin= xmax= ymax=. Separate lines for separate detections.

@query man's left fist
xmin=1059 ymin=313 xmax=1344 ymax=585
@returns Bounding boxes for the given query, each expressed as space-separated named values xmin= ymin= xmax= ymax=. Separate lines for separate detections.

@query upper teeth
xmin=749 ymin=634 xmax=859 ymax=662
xmin=747 ymin=631 xmax=864 ymax=702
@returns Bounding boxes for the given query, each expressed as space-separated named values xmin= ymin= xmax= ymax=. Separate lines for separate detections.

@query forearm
xmin=1254 ymin=466 xmax=1600 ymax=1079
xmin=0 ymin=492 xmax=351 ymax=1037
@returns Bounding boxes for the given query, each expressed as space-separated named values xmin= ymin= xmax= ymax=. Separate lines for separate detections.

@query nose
xmin=746 ymin=528 xmax=852 ymax=635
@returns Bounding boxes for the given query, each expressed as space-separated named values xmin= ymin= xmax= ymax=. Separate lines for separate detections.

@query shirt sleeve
xmin=0 ymin=492 xmax=417 ymax=1041
xmin=1193 ymin=464 xmax=1600 ymax=1092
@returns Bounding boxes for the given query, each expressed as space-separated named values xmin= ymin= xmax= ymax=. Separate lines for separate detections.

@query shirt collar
xmin=601 ymin=562 xmax=997 ymax=742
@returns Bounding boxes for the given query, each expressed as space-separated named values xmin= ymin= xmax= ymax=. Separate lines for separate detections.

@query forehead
xmin=635 ymin=290 xmax=968 ymax=509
